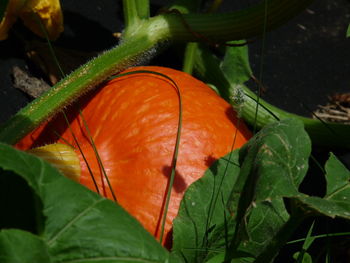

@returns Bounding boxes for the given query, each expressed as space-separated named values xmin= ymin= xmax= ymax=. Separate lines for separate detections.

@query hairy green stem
xmin=0 ymin=34 xmax=159 ymax=144
xmin=0 ymin=0 xmax=313 ymax=145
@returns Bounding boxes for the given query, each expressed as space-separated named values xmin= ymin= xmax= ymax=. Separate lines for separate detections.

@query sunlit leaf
xmin=229 ymin=118 xmax=311 ymax=260
xmin=173 ymin=119 xmax=312 ymax=262
xmin=172 ymin=150 xmax=241 ymax=262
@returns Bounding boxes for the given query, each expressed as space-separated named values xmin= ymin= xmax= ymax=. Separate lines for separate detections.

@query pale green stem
xmin=170 ymin=0 xmax=201 ymax=74
xmin=122 ymin=0 xmax=140 ymax=29
xmin=136 ymin=0 xmax=150 ymax=19
xmin=182 ymin=42 xmax=198 ymax=74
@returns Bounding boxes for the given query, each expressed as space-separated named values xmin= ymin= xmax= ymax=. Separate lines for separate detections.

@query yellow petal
xmin=0 ymin=0 xmax=28 ymax=40
xmin=19 ymin=0 xmax=63 ymax=40
xmin=28 ymin=143 xmax=81 ymax=182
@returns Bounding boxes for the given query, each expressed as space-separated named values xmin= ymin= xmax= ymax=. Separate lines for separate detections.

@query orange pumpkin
xmin=16 ymin=66 xmax=251 ymax=246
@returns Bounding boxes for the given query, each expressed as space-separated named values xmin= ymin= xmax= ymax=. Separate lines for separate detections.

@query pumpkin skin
xmin=16 ymin=66 xmax=251 ymax=246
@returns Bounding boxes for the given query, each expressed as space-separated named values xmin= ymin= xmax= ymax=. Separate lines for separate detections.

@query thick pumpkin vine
xmin=0 ymin=0 xmax=330 ymax=145
xmin=1 ymin=1 xmax=350 ymax=263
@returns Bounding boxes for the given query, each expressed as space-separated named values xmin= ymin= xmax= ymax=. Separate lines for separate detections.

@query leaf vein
xmin=47 ymin=198 xmax=104 ymax=246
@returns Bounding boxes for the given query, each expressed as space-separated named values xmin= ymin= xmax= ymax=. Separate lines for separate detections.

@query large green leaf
xmin=228 ymin=118 xmax=311 ymax=260
xmin=172 ymin=119 xmax=312 ymax=262
xmin=0 ymin=143 xmax=177 ymax=263
xmin=295 ymin=153 xmax=350 ymax=219
xmin=241 ymin=118 xmax=310 ymax=201
xmin=172 ymin=151 xmax=241 ymax=262
xmin=0 ymin=229 xmax=51 ymax=263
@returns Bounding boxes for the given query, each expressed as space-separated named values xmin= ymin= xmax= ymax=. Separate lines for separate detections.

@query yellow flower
xmin=0 ymin=0 xmax=63 ymax=41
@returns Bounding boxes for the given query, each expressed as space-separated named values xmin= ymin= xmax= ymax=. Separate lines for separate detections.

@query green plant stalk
xmin=136 ymin=0 xmax=150 ymax=20
xmin=182 ymin=42 xmax=198 ymax=74
xmin=0 ymin=0 xmax=313 ymax=145
xmin=0 ymin=34 xmax=158 ymax=145
xmin=122 ymin=0 xmax=140 ymax=29
xmin=193 ymin=47 xmax=350 ymax=149
xmin=172 ymin=0 xmax=201 ymax=75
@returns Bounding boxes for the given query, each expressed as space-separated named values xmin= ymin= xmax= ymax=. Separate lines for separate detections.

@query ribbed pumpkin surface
xmin=16 ymin=66 xmax=251 ymax=246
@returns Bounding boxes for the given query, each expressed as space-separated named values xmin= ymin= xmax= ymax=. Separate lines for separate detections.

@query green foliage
xmin=228 ymin=118 xmax=311 ymax=261
xmin=172 ymin=119 xmax=312 ymax=262
xmin=295 ymin=153 xmax=350 ymax=220
xmin=1 ymin=1 xmax=349 ymax=262
xmin=294 ymin=221 xmax=315 ymax=263
xmin=173 ymin=118 xmax=350 ymax=262
xmin=1 ymin=118 xmax=350 ymax=262
xmin=0 ymin=229 xmax=51 ymax=263
xmin=221 ymin=41 xmax=253 ymax=85
xmin=172 ymin=150 xmax=241 ymax=262
xmin=0 ymin=143 xmax=177 ymax=263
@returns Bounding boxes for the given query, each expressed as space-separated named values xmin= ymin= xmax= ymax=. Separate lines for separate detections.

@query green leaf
xmin=173 ymin=119 xmax=312 ymax=262
xmin=0 ymin=229 xmax=51 ymax=263
xmin=220 ymin=41 xmax=253 ymax=85
xmin=295 ymin=153 xmax=350 ymax=220
xmin=227 ymin=118 xmax=311 ymax=260
xmin=0 ymin=143 xmax=176 ymax=262
xmin=325 ymin=153 xmax=350 ymax=196
xmin=294 ymin=221 xmax=315 ymax=263
xmin=247 ymin=118 xmax=311 ymax=199
xmin=172 ymin=151 xmax=241 ymax=262
xmin=220 ymin=41 xmax=253 ymax=114
xmin=346 ymin=24 xmax=350 ymax=38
